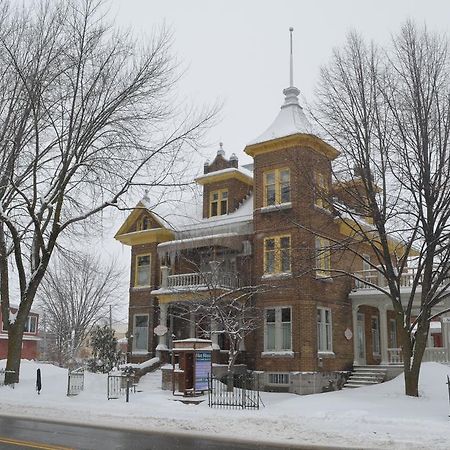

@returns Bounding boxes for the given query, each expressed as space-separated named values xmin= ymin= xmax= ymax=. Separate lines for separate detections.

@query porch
xmin=350 ymin=270 xmax=450 ymax=366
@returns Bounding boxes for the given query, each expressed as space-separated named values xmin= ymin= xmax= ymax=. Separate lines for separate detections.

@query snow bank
xmin=1 ymin=360 xmax=450 ymax=449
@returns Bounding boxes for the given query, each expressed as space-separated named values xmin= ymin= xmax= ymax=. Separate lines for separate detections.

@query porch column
xmin=210 ymin=318 xmax=220 ymax=350
xmin=442 ymin=316 xmax=450 ymax=361
xmin=189 ymin=310 xmax=196 ymax=338
xmin=156 ymin=302 xmax=168 ymax=351
xmin=378 ymin=304 xmax=389 ymax=364
xmin=160 ymin=266 xmax=169 ymax=289
xmin=352 ymin=305 xmax=359 ymax=365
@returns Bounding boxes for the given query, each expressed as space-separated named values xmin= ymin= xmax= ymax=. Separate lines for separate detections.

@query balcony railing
xmin=167 ymin=271 xmax=240 ymax=290
xmin=353 ymin=269 xmax=419 ymax=289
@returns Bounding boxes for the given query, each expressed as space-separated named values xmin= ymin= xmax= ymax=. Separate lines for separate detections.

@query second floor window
xmin=264 ymin=235 xmax=291 ymax=274
xmin=264 ymin=168 xmax=290 ymax=206
xmin=210 ymin=189 xmax=228 ymax=216
xmin=315 ymin=237 xmax=331 ymax=277
xmin=136 ymin=255 xmax=151 ymax=286
xmin=2 ymin=314 xmax=37 ymax=333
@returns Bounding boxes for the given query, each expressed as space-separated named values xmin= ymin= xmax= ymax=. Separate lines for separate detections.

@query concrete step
xmin=350 ymin=376 xmax=383 ymax=382
xmin=347 ymin=378 xmax=380 ymax=384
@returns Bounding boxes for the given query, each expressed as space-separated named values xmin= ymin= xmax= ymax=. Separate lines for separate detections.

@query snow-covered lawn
xmin=1 ymin=360 xmax=450 ymax=449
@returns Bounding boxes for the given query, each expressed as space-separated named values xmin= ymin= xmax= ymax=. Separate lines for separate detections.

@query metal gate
xmin=208 ymin=373 xmax=261 ymax=410
xmin=67 ymin=368 xmax=84 ymax=396
xmin=107 ymin=374 xmax=124 ymax=400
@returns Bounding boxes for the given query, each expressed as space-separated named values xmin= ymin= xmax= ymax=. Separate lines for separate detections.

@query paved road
xmin=0 ymin=416 xmax=351 ymax=450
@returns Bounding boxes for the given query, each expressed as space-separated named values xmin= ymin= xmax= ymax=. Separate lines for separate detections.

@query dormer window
xmin=137 ymin=216 xmax=150 ymax=231
xmin=264 ymin=168 xmax=290 ymax=206
xmin=210 ymin=189 xmax=228 ymax=217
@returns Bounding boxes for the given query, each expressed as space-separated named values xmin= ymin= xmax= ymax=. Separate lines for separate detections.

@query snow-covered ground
xmin=1 ymin=360 xmax=450 ymax=449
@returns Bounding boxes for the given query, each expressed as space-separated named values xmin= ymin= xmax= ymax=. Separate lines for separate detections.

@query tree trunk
xmin=226 ymin=370 xmax=234 ymax=393
xmin=404 ymin=366 xmax=420 ymax=397
xmin=401 ymin=321 xmax=428 ymax=397
xmin=4 ymin=324 xmax=24 ymax=384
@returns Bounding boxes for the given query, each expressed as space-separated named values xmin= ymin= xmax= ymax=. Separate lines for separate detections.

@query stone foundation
xmin=288 ymin=371 xmax=350 ymax=395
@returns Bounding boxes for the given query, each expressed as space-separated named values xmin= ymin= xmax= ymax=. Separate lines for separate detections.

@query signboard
xmin=194 ymin=351 xmax=211 ymax=391
xmin=344 ymin=328 xmax=353 ymax=340
xmin=154 ymin=325 xmax=168 ymax=336
xmin=442 ymin=318 xmax=450 ymax=324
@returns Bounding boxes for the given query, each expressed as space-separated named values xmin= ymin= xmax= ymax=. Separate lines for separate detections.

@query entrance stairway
xmin=343 ymin=365 xmax=387 ymax=388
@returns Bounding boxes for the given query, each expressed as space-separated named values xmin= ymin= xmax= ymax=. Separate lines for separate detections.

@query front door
xmin=357 ymin=313 xmax=366 ymax=364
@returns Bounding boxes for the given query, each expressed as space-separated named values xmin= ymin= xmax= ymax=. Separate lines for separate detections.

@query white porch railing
xmin=353 ymin=269 xmax=419 ymax=289
xmin=167 ymin=271 xmax=240 ymax=290
xmin=388 ymin=347 xmax=449 ymax=364
xmin=423 ymin=347 xmax=448 ymax=363
xmin=387 ymin=348 xmax=403 ymax=364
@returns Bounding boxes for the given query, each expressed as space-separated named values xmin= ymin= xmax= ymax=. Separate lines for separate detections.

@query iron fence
xmin=208 ymin=373 xmax=261 ymax=410
xmin=107 ymin=373 xmax=124 ymax=400
xmin=107 ymin=370 xmax=137 ymax=401
xmin=67 ymin=368 xmax=84 ymax=396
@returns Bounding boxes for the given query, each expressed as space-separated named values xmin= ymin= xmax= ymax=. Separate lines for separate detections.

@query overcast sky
xmin=102 ymin=0 xmax=450 ymax=319
xmin=109 ymin=0 xmax=450 ymax=163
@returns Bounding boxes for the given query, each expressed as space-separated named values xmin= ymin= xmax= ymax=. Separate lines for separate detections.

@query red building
xmin=0 ymin=305 xmax=40 ymax=360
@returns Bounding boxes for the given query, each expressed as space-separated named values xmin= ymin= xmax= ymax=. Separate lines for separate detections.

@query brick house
xmin=0 ymin=305 xmax=40 ymax=360
xmin=115 ymin=74 xmax=450 ymax=393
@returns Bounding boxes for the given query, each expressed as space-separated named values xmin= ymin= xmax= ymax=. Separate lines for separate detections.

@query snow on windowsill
xmin=261 ymin=351 xmax=294 ymax=358
xmin=318 ymin=351 xmax=335 ymax=358
xmin=262 ymin=272 xmax=292 ymax=280
xmin=315 ymin=274 xmax=333 ymax=282
xmin=131 ymin=285 xmax=153 ymax=291
xmin=260 ymin=202 xmax=292 ymax=213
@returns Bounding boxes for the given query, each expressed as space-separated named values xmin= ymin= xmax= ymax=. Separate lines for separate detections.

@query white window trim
xmin=132 ymin=313 xmax=149 ymax=354
xmin=24 ymin=316 xmax=37 ymax=334
xmin=317 ymin=307 xmax=333 ymax=353
xmin=264 ymin=306 xmax=292 ymax=353
xmin=135 ymin=254 xmax=152 ymax=287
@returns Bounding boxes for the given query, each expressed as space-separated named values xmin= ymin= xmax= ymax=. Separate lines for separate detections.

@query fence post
xmin=126 ymin=377 xmax=130 ymax=403
xmin=447 ymin=375 xmax=450 ymax=417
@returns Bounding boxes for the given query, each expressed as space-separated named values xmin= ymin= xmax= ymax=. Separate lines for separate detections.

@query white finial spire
xmin=217 ymin=142 xmax=225 ymax=156
xmin=281 ymin=27 xmax=300 ymax=109
xmin=289 ymin=27 xmax=294 ymax=87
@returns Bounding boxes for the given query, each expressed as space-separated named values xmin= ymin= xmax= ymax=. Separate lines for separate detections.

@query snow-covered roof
xmin=142 ymin=191 xmax=254 ymax=238
xmin=195 ymin=166 xmax=253 ymax=184
xmin=248 ymin=86 xmax=316 ymax=146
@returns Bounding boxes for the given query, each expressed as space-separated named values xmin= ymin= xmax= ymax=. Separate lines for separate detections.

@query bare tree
xmin=313 ymin=22 xmax=450 ymax=396
xmin=37 ymin=252 xmax=123 ymax=366
xmin=0 ymin=0 xmax=215 ymax=384
xmin=167 ymin=252 xmax=264 ymax=378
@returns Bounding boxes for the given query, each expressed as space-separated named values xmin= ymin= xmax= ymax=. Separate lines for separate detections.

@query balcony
xmin=164 ymin=270 xmax=240 ymax=291
xmin=353 ymin=269 xmax=418 ymax=290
